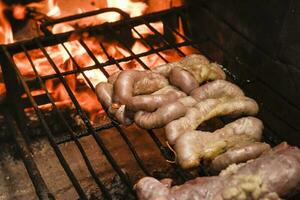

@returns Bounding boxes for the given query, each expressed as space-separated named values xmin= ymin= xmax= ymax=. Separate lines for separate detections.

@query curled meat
xmin=177 ymin=96 xmax=198 ymax=107
xmin=175 ymin=117 xmax=264 ymax=169
xmin=133 ymin=72 xmax=169 ymax=95
xmin=95 ymin=82 xmax=114 ymax=112
xmin=95 ymin=82 xmax=133 ymax=125
xmin=108 ymin=71 xmax=121 ymax=84
xmin=208 ymin=142 xmax=271 ymax=174
xmin=169 ymin=67 xmax=198 ymax=94
xmin=153 ymin=54 xmax=226 ymax=84
xmin=134 ymin=87 xmax=187 ymax=129
xmin=109 ymin=70 xmax=169 ymax=95
xmin=127 ymin=89 xmax=185 ymax=112
xmin=190 ymin=80 xmax=244 ymax=101
xmin=166 ymin=97 xmax=259 ymax=144
xmin=113 ymin=70 xmax=181 ymax=112
xmin=134 ymin=101 xmax=187 ymax=129
xmin=136 ymin=142 xmax=300 ymax=200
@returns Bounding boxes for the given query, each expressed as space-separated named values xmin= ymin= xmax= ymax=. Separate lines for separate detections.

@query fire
xmin=0 ymin=1 xmax=13 ymax=44
xmin=2 ymin=0 xmax=190 ymax=123
xmin=46 ymin=0 xmax=61 ymax=17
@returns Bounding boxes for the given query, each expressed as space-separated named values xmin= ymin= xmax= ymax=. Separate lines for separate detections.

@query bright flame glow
xmin=0 ymin=1 xmax=13 ymax=44
xmin=47 ymin=0 xmax=61 ymax=17
xmin=3 ymin=0 xmax=187 ymax=122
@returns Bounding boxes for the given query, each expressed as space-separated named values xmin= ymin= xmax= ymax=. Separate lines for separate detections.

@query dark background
xmin=186 ymin=0 xmax=300 ymax=145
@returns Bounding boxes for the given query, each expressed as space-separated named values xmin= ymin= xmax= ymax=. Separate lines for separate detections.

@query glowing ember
xmin=0 ymin=1 xmax=13 ymax=44
xmin=12 ymin=4 xmax=27 ymax=20
xmin=47 ymin=0 xmax=61 ymax=18
xmin=2 ymin=0 xmax=189 ymax=123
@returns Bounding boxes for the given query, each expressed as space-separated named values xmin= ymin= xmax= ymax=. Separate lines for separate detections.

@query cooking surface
xmin=0 ymin=125 xmax=172 ymax=199
xmin=0 ymin=2 xmax=299 ymax=199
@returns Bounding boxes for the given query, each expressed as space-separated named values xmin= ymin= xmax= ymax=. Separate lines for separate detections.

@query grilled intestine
xmin=174 ymin=117 xmax=264 ymax=169
xmin=135 ymin=142 xmax=300 ymax=200
xmin=152 ymin=54 xmax=226 ymax=84
xmin=165 ymin=97 xmax=259 ymax=145
xmin=96 ymin=54 xmax=228 ymax=126
xmin=190 ymin=79 xmax=245 ymax=101
xmin=207 ymin=142 xmax=271 ymax=174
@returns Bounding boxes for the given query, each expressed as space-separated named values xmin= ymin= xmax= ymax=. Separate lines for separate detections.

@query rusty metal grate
xmin=0 ymin=6 xmax=295 ymax=200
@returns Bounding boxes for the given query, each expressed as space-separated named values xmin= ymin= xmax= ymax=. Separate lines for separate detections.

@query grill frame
xmin=0 ymin=5 xmax=294 ymax=200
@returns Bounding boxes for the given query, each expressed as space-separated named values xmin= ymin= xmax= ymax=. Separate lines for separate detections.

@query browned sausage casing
xmin=153 ymin=54 xmax=226 ymax=84
xmin=174 ymin=117 xmax=263 ymax=169
xmin=169 ymin=67 xmax=198 ymax=94
xmin=190 ymin=80 xmax=244 ymax=101
xmin=134 ymin=101 xmax=187 ymax=129
xmin=208 ymin=142 xmax=271 ymax=174
xmin=166 ymin=97 xmax=259 ymax=145
xmin=95 ymin=82 xmax=133 ymax=125
xmin=113 ymin=70 xmax=178 ymax=112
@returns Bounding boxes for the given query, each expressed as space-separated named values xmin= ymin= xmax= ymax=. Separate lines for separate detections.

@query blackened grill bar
xmin=0 ymin=7 xmax=196 ymax=199
xmin=0 ymin=5 xmax=298 ymax=200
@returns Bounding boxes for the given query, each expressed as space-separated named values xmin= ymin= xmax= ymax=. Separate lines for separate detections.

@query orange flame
xmin=0 ymin=1 xmax=13 ymax=44
xmin=5 ymin=0 xmax=189 ymax=123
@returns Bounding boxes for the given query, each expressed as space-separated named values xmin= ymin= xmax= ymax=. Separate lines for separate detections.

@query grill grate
xmin=0 ymin=6 xmax=294 ymax=199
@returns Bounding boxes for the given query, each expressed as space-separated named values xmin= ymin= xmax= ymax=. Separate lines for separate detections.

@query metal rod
xmin=55 ymin=122 xmax=115 ymax=144
xmin=60 ymin=40 xmax=151 ymax=176
xmin=143 ymin=21 xmax=186 ymax=57
xmin=35 ymin=39 xmax=135 ymax=195
xmin=3 ymin=108 xmax=55 ymax=200
xmin=5 ymin=7 xmax=185 ymax=54
xmin=130 ymin=26 xmax=169 ymax=63
xmin=24 ymin=41 xmax=192 ymax=83
xmin=21 ymin=44 xmax=112 ymax=199
xmin=147 ymin=130 xmax=192 ymax=181
xmin=40 ymin=7 xmax=130 ymax=32
xmin=1 ymin=46 xmax=88 ymax=200
xmin=107 ymin=26 xmax=150 ymax=70
xmin=104 ymin=26 xmax=193 ymax=181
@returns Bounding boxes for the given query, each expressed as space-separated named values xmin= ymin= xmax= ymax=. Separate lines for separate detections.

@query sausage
xmin=174 ymin=117 xmax=264 ymax=169
xmin=95 ymin=82 xmax=114 ymax=112
xmin=169 ymin=67 xmax=198 ymax=94
xmin=136 ymin=142 xmax=300 ymax=200
xmin=127 ymin=89 xmax=186 ymax=112
xmin=208 ymin=142 xmax=271 ymax=174
xmin=166 ymin=97 xmax=259 ymax=145
xmin=95 ymin=82 xmax=132 ymax=125
xmin=113 ymin=70 xmax=178 ymax=112
xmin=133 ymin=72 xmax=169 ymax=95
xmin=190 ymin=80 xmax=244 ymax=101
xmin=134 ymin=101 xmax=187 ymax=129
xmin=153 ymin=54 xmax=226 ymax=84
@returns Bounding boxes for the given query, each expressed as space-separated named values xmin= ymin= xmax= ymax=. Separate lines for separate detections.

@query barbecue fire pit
xmin=0 ymin=0 xmax=299 ymax=199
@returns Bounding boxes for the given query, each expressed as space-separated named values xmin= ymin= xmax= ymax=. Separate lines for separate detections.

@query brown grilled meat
xmin=165 ymin=97 xmax=259 ymax=145
xmin=134 ymin=101 xmax=187 ymax=129
xmin=135 ymin=142 xmax=300 ymax=200
xmin=190 ymin=80 xmax=244 ymax=101
xmin=169 ymin=67 xmax=198 ymax=94
xmin=95 ymin=82 xmax=133 ymax=125
xmin=113 ymin=70 xmax=183 ymax=112
xmin=207 ymin=142 xmax=271 ymax=174
xmin=134 ymin=86 xmax=187 ymax=129
xmin=153 ymin=54 xmax=226 ymax=84
xmin=175 ymin=117 xmax=263 ymax=169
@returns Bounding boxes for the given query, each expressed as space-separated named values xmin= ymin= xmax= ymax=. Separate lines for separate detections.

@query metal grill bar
xmin=35 ymin=39 xmax=135 ymax=195
xmin=61 ymin=38 xmax=152 ymax=177
xmin=1 ymin=6 xmax=298 ymax=199
xmin=1 ymin=46 xmax=88 ymax=200
xmin=3 ymin=108 xmax=55 ymax=200
xmin=104 ymin=24 xmax=193 ymax=181
xmin=23 ymin=41 xmax=192 ymax=83
xmin=21 ymin=44 xmax=113 ymax=199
